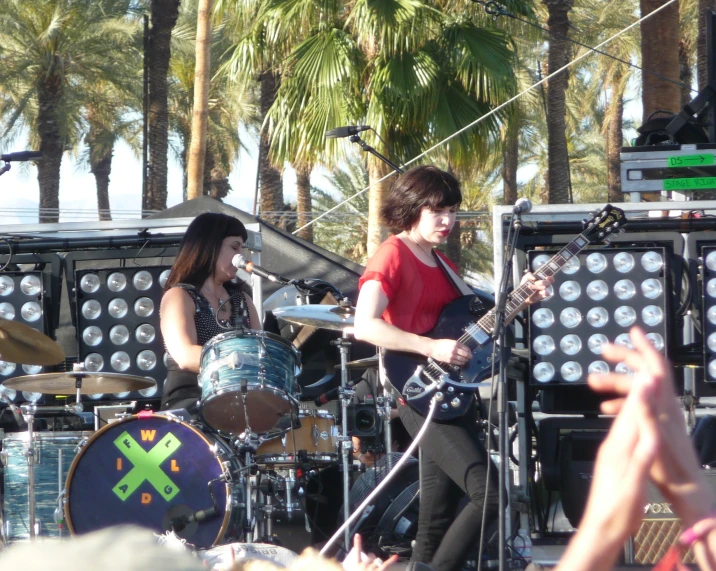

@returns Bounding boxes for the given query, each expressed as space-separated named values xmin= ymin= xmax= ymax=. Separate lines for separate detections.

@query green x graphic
xmin=112 ymin=431 xmax=181 ymax=502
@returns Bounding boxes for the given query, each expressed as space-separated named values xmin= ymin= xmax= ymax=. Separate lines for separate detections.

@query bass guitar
xmin=383 ymin=204 xmax=627 ymax=420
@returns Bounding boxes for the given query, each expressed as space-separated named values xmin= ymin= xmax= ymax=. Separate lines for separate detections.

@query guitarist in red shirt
xmin=354 ymin=165 xmax=550 ymax=571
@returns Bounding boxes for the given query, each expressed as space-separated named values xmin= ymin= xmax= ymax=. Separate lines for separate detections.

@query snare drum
xmin=2 ymin=431 xmax=91 ymax=542
xmin=256 ymin=410 xmax=337 ymax=466
xmin=64 ymin=413 xmax=244 ymax=547
xmin=199 ymin=330 xmax=301 ymax=435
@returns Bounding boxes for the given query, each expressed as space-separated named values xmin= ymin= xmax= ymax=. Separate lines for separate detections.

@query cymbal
xmin=0 ymin=319 xmax=65 ymax=366
xmin=3 ymin=372 xmax=156 ymax=395
xmin=272 ymin=304 xmax=355 ymax=331
xmin=337 ymin=355 xmax=379 ymax=370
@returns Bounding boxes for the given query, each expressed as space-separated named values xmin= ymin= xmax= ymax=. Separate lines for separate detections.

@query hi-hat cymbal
xmin=0 ymin=319 xmax=65 ymax=366
xmin=2 ymin=372 xmax=156 ymax=395
xmin=272 ymin=304 xmax=355 ymax=331
xmin=336 ymin=355 xmax=379 ymax=370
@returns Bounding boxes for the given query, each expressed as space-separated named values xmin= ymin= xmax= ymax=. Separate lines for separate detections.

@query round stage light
xmin=641 ymin=279 xmax=663 ymax=300
xmin=588 ymin=333 xmax=609 ymax=354
xmin=22 ymin=391 xmax=41 ymax=403
xmin=586 ymin=253 xmax=607 ymax=274
xmin=80 ymin=273 xmax=100 ymax=294
xmin=561 ymin=361 xmax=583 ymax=382
xmin=586 ymin=280 xmax=609 ymax=301
xmin=22 ymin=364 xmax=42 ymax=374
xmin=562 ymin=257 xmax=580 ymax=275
xmin=163 ymin=352 xmax=169 ymax=366
xmin=133 ymin=270 xmax=153 ymax=291
xmin=709 ymin=306 xmax=716 ymax=326
xmin=707 ymin=251 xmax=716 ymax=272
xmin=560 ymin=334 xmax=582 ymax=356
xmin=113 ymin=392 xmax=130 ymax=398
xmin=134 ymin=297 xmax=154 ymax=317
xmin=0 ymin=276 xmax=15 ymax=296
xmin=533 ymin=362 xmax=555 ymax=383
xmin=159 ymin=269 xmax=171 ymax=289
xmin=82 ymin=326 xmax=103 ymax=347
xmin=532 ymin=308 xmax=555 ymax=329
xmin=135 ymin=324 xmax=156 ymax=344
xmin=542 ymin=285 xmax=554 ymax=302
xmin=614 ymin=279 xmax=636 ymax=300
xmin=615 ymin=333 xmax=634 ymax=349
xmin=559 ymin=307 xmax=582 ymax=328
xmin=139 ymin=381 xmax=158 ymax=397
xmin=531 ymin=254 xmax=551 ymax=272
xmin=708 ymin=333 xmax=716 ymax=353
xmin=109 ymin=324 xmax=130 ymax=345
xmin=533 ymin=335 xmax=556 ymax=356
xmin=615 ymin=362 xmax=634 ymax=375
xmin=84 ymin=353 xmax=104 ymax=372
xmin=108 ymin=298 xmax=128 ymax=319
xmin=642 ymin=305 xmax=664 ymax=326
xmin=0 ymin=302 xmax=15 ymax=320
xmin=107 ymin=272 xmax=127 ymax=293
xmin=0 ymin=361 xmax=16 ymax=375
xmin=559 ymin=281 xmax=581 ymax=302
xmin=709 ymin=360 xmax=716 ymax=379
xmin=587 ymin=307 xmax=609 ymax=328
xmin=646 ymin=332 xmax=665 ymax=351
xmin=614 ymin=252 xmax=635 ymax=273
xmin=137 ymin=350 xmax=157 ymax=371
xmin=708 ymin=278 xmax=716 ymax=298
xmin=614 ymin=306 xmax=637 ymax=328
xmin=21 ymin=302 xmax=41 ymax=322
xmin=81 ymin=300 xmax=101 ymax=320
xmin=0 ymin=385 xmax=16 ymax=403
xmin=110 ymin=351 xmax=131 ymax=372
xmin=641 ymin=251 xmax=664 ymax=273
xmin=20 ymin=275 xmax=41 ymax=296
xmin=588 ymin=361 xmax=610 ymax=375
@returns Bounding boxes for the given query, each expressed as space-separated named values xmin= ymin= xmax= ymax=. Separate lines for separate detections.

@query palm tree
xmin=0 ymin=0 xmax=140 ymax=222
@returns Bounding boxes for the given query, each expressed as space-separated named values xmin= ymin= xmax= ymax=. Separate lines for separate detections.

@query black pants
xmin=398 ymin=402 xmax=500 ymax=571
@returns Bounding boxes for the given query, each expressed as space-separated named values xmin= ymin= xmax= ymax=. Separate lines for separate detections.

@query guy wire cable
xmin=293 ymin=0 xmax=679 ymax=236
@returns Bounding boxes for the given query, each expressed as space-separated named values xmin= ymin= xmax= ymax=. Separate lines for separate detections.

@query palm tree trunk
xmin=697 ymin=1 xmax=716 ymax=90
xmin=606 ymin=93 xmax=624 ymax=203
xmin=640 ymin=0 xmax=680 ymax=122
xmin=367 ymin=158 xmax=392 ymax=258
xmin=543 ymin=0 xmax=574 ymax=204
xmin=446 ymin=219 xmax=461 ymax=268
xmin=296 ymin=165 xmax=313 ymax=242
xmin=680 ymin=38 xmax=693 ymax=107
xmin=145 ymin=0 xmax=181 ymax=214
xmin=36 ymin=73 xmax=63 ymax=223
xmin=186 ymin=0 xmax=213 ymax=200
xmin=87 ymin=116 xmax=114 ymax=221
xmin=502 ymin=114 xmax=519 ymax=207
xmin=258 ymin=70 xmax=284 ymax=227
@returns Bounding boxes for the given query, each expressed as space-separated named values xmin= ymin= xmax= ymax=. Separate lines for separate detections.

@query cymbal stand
xmin=235 ymin=430 xmax=260 ymax=541
xmin=19 ymin=404 xmax=38 ymax=540
xmin=332 ymin=331 xmax=354 ymax=552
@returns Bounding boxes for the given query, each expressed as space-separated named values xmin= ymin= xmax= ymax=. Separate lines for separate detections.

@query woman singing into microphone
xmin=353 ymin=166 xmax=550 ymax=571
xmin=160 ymin=212 xmax=261 ymax=413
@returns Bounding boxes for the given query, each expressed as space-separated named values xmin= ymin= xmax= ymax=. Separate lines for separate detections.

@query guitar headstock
xmin=581 ymin=204 xmax=627 ymax=244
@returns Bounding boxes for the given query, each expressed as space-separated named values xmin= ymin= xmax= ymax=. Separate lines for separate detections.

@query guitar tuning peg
xmin=598 ymin=231 xmax=606 ymax=239
xmin=619 ymin=227 xmax=626 ymax=234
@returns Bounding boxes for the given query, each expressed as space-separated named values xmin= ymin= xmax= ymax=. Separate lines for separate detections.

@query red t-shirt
xmin=358 ymin=235 xmax=460 ymax=335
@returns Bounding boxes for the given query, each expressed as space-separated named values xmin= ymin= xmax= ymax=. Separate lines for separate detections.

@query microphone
xmin=232 ymin=254 xmax=288 ymax=284
xmin=513 ymin=197 xmax=532 ymax=214
xmin=314 ymin=387 xmax=341 ymax=406
xmin=1 ymin=151 xmax=42 ymax=162
xmin=325 ymin=125 xmax=371 ymax=139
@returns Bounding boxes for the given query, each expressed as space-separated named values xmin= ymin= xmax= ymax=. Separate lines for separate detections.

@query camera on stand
xmin=344 ymin=396 xmax=384 ymax=454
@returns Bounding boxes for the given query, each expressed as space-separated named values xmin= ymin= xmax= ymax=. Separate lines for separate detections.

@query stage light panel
xmin=75 ymin=266 xmax=170 ymax=399
xmin=528 ymin=247 xmax=668 ymax=386
xmin=700 ymin=246 xmax=716 ymax=382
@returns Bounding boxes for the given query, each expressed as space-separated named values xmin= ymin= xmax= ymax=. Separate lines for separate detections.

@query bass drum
xmin=64 ymin=413 xmax=244 ymax=547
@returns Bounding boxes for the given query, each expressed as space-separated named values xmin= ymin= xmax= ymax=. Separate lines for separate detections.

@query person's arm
xmin=160 ymin=287 xmax=202 ymax=373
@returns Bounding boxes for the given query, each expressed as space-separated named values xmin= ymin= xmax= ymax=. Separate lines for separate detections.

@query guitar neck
xmin=458 ymin=234 xmax=590 ymax=350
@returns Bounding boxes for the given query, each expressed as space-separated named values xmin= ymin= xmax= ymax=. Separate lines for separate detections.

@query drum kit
xmin=0 ymin=302 xmax=391 ymax=553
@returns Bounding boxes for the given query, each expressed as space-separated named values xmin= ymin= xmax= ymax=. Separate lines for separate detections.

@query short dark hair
xmin=165 ymin=212 xmax=248 ymax=289
xmin=380 ymin=165 xmax=462 ymax=231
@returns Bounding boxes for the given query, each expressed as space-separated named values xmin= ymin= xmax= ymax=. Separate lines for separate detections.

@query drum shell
xmin=199 ymin=330 xmax=301 ymax=435
xmin=64 ymin=414 xmax=244 ymax=547
xmin=2 ymin=431 xmax=91 ymax=542
xmin=256 ymin=410 xmax=337 ymax=466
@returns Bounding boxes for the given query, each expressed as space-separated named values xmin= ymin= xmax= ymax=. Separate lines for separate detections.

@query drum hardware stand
xmin=19 ymin=404 xmax=38 ymax=540
xmin=234 ymin=428 xmax=261 ymax=541
xmin=376 ymin=394 xmax=393 ymax=469
xmin=332 ymin=327 xmax=354 ymax=552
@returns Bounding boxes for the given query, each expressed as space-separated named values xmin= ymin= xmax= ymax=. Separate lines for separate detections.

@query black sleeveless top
xmin=160 ymin=282 xmax=252 ymax=410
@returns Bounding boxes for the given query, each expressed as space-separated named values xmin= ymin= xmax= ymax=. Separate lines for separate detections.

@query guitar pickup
xmin=464 ymin=326 xmax=490 ymax=345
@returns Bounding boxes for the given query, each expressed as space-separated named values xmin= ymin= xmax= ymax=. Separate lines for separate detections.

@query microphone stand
xmin=348 ymin=135 xmax=404 ymax=174
xmin=492 ymin=207 xmax=524 ymax=571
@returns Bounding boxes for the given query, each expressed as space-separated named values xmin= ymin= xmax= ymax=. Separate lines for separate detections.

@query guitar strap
xmin=432 ymin=251 xmax=473 ymax=296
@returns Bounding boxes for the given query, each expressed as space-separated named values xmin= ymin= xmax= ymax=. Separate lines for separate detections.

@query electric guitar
xmin=383 ymin=204 xmax=627 ymax=420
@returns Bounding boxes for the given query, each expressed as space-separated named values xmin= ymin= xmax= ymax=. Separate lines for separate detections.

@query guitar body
xmin=383 ymin=293 xmax=497 ymax=420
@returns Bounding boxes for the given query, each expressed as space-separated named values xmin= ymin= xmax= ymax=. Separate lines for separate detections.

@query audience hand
xmin=342 ymin=535 xmax=398 ymax=571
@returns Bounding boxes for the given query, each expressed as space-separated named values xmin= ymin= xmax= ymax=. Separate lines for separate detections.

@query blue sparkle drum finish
xmin=64 ymin=414 xmax=244 ymax=547
xmin=199 ymin=330 xmax=301 ymax=435
xmin=2 ymin=431 xmax=91 ymax=542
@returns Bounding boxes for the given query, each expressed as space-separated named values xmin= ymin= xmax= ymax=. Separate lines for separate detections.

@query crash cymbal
xmin=3 ymin=372 xmax=156 ymax=395
xmin=0 ymin=319 xmax=65 ymax=366
xmin=272 ymin=304 xmax=355 ymax=331
xmin=337 ymin=355 xmax=379 ymax=370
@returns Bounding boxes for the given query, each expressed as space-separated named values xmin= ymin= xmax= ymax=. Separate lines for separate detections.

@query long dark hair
xmin=165 ymin=213 xmax=248 ymax=289
xmin=381 ymin=165 xmax=462 ymax=231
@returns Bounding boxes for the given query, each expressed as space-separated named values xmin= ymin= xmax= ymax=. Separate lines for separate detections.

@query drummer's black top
xmin=160 ymin=282 xmax=252 ymax=411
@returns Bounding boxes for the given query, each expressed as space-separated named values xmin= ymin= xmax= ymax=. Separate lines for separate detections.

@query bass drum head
xmin=64 ymin=414 xmax=243 ymax=547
